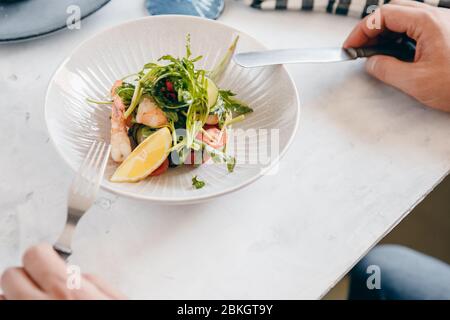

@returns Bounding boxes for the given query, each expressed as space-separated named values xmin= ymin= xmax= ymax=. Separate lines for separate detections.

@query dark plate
xmin=0 ymin=0 xmax=110 ymax=43
xmin=146 ymin=0 xmax=224 ymax=20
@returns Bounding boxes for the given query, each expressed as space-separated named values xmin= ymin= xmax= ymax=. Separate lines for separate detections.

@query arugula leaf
xmin=202 ymin=143 xmax=236 ymax=173
xmin=165 ymin=111 xmax=179 ymax=123
xmin=219 ymin=90 xmax=253 ymax=116
xmin=226 ymin=156 xmax=236 ymax=173
xmin=86 ymin=98 xmax=112 ymax=105
xmin=100 ymin=35 xmax=248 ymax=178
xmin=116 ymin=82 xmax=135 ymax=106
xmin=192 ymin=175 xmax=206 ymax=189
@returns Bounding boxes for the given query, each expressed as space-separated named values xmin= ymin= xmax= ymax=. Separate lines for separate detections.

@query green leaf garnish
xmin=219 ymin=90 xmax=253 ymax=116
xmin=192 ymin=175 xmax=206 ymax=189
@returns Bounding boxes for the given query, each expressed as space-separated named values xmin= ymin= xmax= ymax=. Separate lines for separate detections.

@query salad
xmin=89 ymin=36 xmax=252 ymax=186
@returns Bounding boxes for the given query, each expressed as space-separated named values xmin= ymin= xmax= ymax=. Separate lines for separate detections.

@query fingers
xmin=84 ymin=274 xmax=127 ymax=300
xmin=2 ymin=244 xmax=125 ymax=300
xmin=365 ymin=55 xmax=417 ymax=95
xmin=343 ymin=4 xmax=426 ymax=48
xmin=22 ymin=243 xmax=68 ymax=295
xmin=343 ymin=8 xmax=384 ymax=48
xmin=22 ymin=244 xmax=111 ymax=299
xmin=0 ymin=267 xmax=47 ymax=300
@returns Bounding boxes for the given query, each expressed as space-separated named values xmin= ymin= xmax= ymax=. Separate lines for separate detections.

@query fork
xmin=53 ymin=141 xmax=111 ymax=261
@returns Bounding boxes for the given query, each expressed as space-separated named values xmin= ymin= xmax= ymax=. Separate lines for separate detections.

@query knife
xmin=234 ymin=37 xmax=416 ymax=68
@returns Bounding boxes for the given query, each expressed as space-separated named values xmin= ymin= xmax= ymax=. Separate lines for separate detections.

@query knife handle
xmin=348 ymin=37 xmax=416 ymax=62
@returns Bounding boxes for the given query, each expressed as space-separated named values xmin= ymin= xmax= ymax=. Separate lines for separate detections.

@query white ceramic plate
xmin=45 ymin=16 xmax=300 ymax=204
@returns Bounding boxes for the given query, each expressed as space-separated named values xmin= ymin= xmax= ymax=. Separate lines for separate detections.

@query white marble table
xmin=1 ymin=0 xmax=449 ymax=299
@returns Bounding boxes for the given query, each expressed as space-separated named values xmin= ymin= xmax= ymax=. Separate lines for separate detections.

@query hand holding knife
xmin=233 ymin=35 xmax=416 ymax=68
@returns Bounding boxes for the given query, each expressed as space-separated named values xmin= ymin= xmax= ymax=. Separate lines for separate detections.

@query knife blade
xmin=233 ymin=39 xmax=416 ymax=68
xmin=234 ymin=47 xmax=355 ymax=68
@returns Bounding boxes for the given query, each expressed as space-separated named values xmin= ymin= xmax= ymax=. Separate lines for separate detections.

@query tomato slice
xmin=150 ymin=158 xmax=169 ymax=177
xmin=166 ymin=80 xmax=174 ymax=92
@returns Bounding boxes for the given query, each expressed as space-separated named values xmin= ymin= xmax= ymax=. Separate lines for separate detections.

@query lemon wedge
xmin=110 ymin=127 xmax=172 ymax=183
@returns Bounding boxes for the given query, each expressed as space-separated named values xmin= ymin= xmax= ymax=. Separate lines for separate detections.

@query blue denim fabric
xmin=348 ymin=245 xmax=450 ymax=300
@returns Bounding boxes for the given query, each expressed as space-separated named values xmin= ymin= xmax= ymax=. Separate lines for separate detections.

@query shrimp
xmin=196 ymin=127 xmax=227 ymax=149
xmin=110 ymin=80 xmax=132 ymax=163
xmin=205 ymin=114 xmax=219 ymax=125
xmin=135 ymin=96 xmax=168 ymax=128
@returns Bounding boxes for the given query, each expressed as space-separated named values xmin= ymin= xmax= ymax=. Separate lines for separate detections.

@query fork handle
xmin=54 ymin=216 xmax=78 ymax=262
xmin=53 ymin=243 xmax=72 ymax=261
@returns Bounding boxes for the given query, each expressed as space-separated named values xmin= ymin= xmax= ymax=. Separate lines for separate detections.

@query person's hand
xmin=0 ymin=244 xmax=126 ymax=300
xmin=343 ymin=0 xmax=450 ymax=112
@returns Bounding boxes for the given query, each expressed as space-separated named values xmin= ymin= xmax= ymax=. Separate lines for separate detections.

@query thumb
xmin=366 ymin=55 xmax=416 ymax=94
